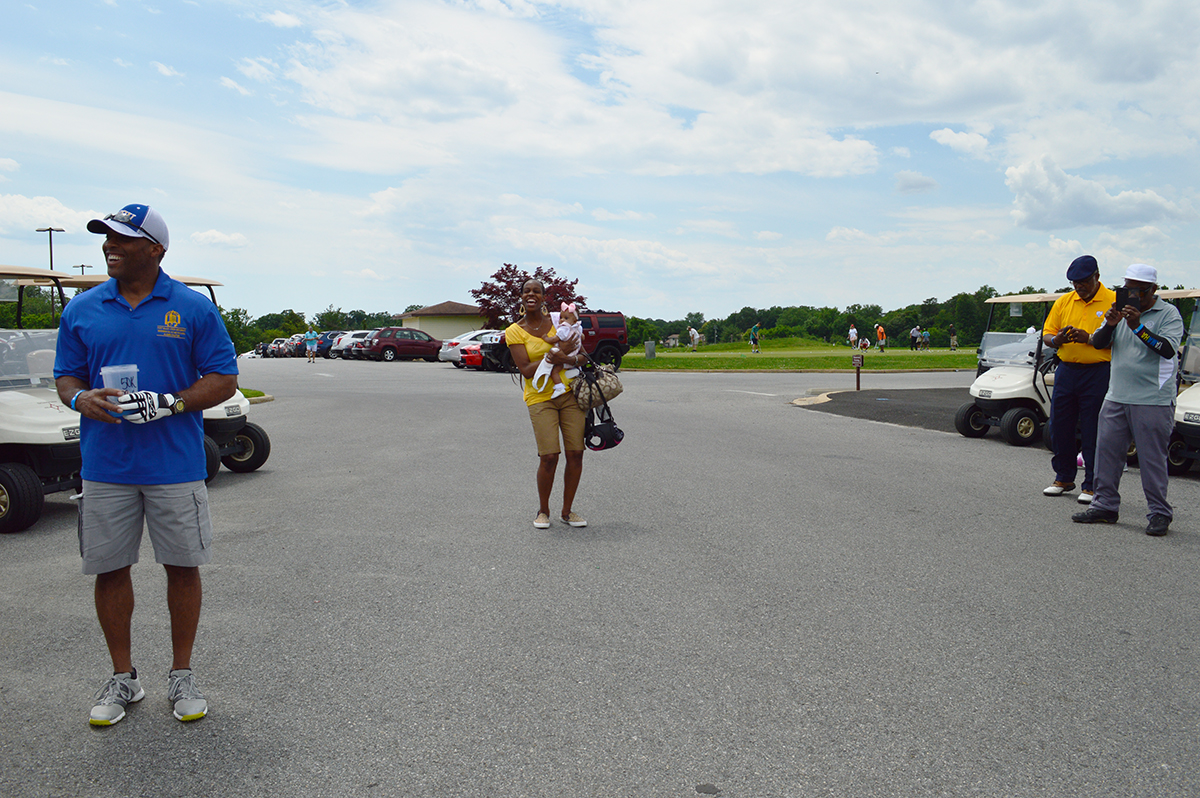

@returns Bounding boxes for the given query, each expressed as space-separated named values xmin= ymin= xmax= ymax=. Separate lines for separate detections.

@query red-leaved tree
xmin=470 ymin=264 xmax=587 ymax=328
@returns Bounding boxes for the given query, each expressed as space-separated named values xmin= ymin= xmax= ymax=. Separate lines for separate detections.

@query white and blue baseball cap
xmin=87 ymin=204 xmax=169 ymax=251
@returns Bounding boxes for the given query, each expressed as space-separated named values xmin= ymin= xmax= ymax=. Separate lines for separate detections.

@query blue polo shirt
xmin=54 ymin=269 xmax=239 ymax=484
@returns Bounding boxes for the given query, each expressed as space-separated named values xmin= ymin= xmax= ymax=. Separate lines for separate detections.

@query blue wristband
xmin=70 ymin=389 xmax=85 ymax=410
xmin=1134 ymin=323 xmax=1145 ymax=335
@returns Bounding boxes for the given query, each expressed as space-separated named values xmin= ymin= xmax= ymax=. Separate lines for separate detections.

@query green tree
xmin=314 ymin=305 xmax=349 ymax=331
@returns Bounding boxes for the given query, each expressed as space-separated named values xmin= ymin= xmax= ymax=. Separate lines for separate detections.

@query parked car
xmin=329 ymin=330 xmax=373 ymax=359
xmin=317 ymin=331 xmax=345 ymax=359
xmin=364 ymin=327 xmax=441 ymax=362
xmin=267 ymin=337 xmax=288 ymax=358
xmin=438 ymin=329 xmax=498 ymax=367
xmin=348 ymin=330 xmax=378 ymax=360
xmin=284 ymin=333 xmax=306 ymax=357
xmin=480 ymin=310 xmax=630 ymax=371
xmin=460 ymin=343 xmax=484 ymax=370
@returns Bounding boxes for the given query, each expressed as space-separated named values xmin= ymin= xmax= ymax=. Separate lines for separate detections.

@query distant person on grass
xmin=848 ymin=323 xmax=858 ymax=349
xmin=876 ymin=323 xmax=886 ymax=352
xmin=506 ymin=279 xmax=588 ymax=530
xmin=688 ymin=326 xmax=699 ymax=351
xmin=749 ymin=322 xmax=761 ymax=354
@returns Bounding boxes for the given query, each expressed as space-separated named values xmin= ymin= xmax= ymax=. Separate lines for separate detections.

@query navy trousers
xmin=1049 ymin=361 xmax=1110 ymax=491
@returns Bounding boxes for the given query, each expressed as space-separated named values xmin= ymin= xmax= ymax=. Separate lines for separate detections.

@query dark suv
xmin=480 ymin=310 xmax=629 ymax=371
xmin=364 ymin=327 xmax=441 ymax=362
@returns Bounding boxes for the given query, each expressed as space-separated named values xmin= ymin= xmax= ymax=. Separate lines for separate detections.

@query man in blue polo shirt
xmin=54 ymin=203 xmax=239 ymax=726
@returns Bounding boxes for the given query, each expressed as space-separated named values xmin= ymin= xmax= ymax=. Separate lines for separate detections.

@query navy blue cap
xmin=1066 ymin=255 xmax=1098 ymax=282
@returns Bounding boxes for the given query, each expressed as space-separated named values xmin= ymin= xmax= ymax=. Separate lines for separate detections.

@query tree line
xmin=629 ymin=284 xmax=1196 ymax=349
xmin=7 ymin=278 xmax=1193 ymax=355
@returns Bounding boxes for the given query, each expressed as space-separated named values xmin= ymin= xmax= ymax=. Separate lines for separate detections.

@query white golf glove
xmin=114 ymin=391 xmax=179 ymax=424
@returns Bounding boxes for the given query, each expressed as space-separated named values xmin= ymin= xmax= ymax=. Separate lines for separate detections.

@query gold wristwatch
xmin=171 ymin=395 xmax=186 ymax=414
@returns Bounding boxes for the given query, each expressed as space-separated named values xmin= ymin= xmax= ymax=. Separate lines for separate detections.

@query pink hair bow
xmin=561 ymin=302 xmax=577 ymax=314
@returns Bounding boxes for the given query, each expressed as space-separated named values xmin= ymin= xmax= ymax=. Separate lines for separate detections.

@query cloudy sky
xmin=2 ymin=0 xmax=1197 ymax=322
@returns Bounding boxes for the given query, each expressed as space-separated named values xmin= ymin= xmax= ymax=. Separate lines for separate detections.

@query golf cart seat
xmin=26 ymin=349 xmax=54 ymax=384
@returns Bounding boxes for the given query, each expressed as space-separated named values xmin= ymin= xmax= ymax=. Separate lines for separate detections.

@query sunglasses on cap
xmin=105 ymin=210 xmax=162 ymax=246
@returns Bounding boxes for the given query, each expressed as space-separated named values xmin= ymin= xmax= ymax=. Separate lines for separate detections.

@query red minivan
xmin=364 ymin=327 xmax=441 ymax=362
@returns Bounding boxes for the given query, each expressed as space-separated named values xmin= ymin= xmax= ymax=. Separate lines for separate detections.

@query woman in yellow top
xmin=506 ymin=279 xmax=589 ymax=530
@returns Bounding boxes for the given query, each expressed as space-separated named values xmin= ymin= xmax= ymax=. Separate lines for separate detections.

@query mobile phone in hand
xmin=1114 ymin=286 xmax=1130 ymax=309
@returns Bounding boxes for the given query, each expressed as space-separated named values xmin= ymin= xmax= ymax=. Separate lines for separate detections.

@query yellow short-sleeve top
xmin=505 ymin=322 xmax=575 ymax=406
xmin=1043 ymin=284 xmax=1117 ymax=364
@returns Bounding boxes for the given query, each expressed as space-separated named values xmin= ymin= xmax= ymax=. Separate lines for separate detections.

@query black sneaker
xmin=1146 ymin=514 xmax=1171 ymax=537
xmin=1072 ymin=507 xmax=1119 ymax=524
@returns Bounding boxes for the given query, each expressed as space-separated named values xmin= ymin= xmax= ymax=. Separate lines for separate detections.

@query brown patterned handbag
xmin=573 ymin=361 xmax=623 ymax=412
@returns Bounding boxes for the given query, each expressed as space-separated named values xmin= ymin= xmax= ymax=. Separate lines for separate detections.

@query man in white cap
xmin=54 ymin=203 xmax=239 ymax=724
xmin=1072 ymin=264 xmax=1183 ymax=536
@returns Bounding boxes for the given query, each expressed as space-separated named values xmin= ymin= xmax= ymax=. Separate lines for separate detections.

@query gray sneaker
xmin=167 ymin=669 xmax=208 ymax=722
xmin=90 ymin=672 xmax=144 ymax=726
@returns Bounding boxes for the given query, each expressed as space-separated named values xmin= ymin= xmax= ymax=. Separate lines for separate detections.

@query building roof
xmin=405 ymin=301 xmax=485 ymax=317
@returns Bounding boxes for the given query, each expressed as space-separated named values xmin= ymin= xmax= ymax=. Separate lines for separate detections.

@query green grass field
xmin=621 ymin=337 xmax=978 ymax=371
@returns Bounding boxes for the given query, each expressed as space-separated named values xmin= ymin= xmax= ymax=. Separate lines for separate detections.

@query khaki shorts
xmin=78 ymin=480 xmax=212 ymax=575
xmin=528 ymin=393 xmax=586 ymax=455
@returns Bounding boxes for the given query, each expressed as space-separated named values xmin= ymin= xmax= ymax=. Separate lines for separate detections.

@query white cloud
xmin=113 ymin=58 xmax=133 ymax=68
xmin=191 ymin=230 xmax=249 ymax=247
xmin=152 ymin=62 xmax=183 ymax=78
xmin=592 ymin=208 xmax=654 ymax=221
xmin=496 ymin=194 xmax=582 ymax=219
xmin=892 ymin=147 xmax=910 ymax=158
xmin=219 ymin=77 xmax=251 ymax=96
xmin=263 ymin=11 xmax=302 ymax=28
xmin=754 ymin=230 xmax=782 ymax=240
xmin=894 ymin=170 xmax=938 ymax=194
xmin=929 ymin=128 xmax=988 ymax=158
xmin=236 ymin=57 xmax=278 ymax=83
xmin=826 ymin=226 xmax=869 ymax=243
xmin=1006 ymin=156 xmax=1190 ymax=230
xmin=0 ymin=194 xmax=95 ymax=235
xmin=0 ymin=159 xmax=18 ymax=173
xmin=343 ymin=268 xmax=388 ymax=281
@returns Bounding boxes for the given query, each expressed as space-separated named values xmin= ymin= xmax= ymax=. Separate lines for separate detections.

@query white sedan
xmin=438 ymin=329 xmax=499 ymax=367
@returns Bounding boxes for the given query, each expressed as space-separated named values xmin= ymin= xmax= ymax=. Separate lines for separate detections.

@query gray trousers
xmin=1091 ymin=401 xmax=1174 ymax=520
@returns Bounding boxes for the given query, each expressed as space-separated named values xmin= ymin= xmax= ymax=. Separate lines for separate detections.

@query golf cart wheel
xmin=954 ymin=402 xmax=990 ymax=438
xmin=222 ymin=422 xmax=271 ymax=473
xmin=1167 ymin=433 xmax=1194 ymax=476
xmin=1000 ymin=407 xmax=1041 ymax=446
xmin=203 ymin=436 xmax=220 ymax=483
xmin=0 ymin=463 xmax=44 ymax=534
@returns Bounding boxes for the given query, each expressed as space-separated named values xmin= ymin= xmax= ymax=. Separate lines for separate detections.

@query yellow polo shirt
xmin=1043 ymin=284 xmax=1116 ymax=364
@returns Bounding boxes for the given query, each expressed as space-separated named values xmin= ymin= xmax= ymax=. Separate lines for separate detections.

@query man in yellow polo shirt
xmin=1041 ymin=255 xmax=1116 ymax=502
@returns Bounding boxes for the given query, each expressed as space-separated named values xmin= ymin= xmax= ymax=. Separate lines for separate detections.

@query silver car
xmin=438 ymin=329 xmax=499 ymax=367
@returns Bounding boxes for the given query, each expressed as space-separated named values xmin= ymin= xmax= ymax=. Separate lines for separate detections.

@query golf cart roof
xmin=986 ymin=288 xmax=1200 ymax=304
xmin=55 ymin=273 xmax=224 ymax=289
xmin=0 ymin=264 xmax=70 ymax=285
xmin=985 ymin=292 xmax=1064 ymax=304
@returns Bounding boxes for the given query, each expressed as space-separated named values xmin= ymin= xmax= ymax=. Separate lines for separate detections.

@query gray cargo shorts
xmin=78 ymin=480 xmax=212 ymax=575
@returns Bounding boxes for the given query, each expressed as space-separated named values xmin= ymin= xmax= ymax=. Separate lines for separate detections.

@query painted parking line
xmin=726 ymin=390 xmax=778 ymax=397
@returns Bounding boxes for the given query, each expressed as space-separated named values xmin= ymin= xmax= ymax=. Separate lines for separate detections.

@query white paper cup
xmin=100 ymin=364 xmax=139 ymax=394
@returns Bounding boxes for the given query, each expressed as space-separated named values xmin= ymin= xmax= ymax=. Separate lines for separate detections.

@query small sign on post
xmin=852 ymin=353 xmax=864 ymax=390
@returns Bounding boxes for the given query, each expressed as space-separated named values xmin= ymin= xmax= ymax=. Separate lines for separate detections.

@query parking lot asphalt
xmin=3 ymin=362 xmax=1199 ymax=797
xmin=801 ymin=386 xmax=971 ymax=436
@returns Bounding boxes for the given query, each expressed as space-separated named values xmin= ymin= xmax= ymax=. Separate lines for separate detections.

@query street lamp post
xmin=36 ymin=226 xmax=65 ymax=323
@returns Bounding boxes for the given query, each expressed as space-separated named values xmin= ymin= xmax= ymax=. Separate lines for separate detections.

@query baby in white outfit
xmin=532 ymin=303 xmax=582 ymax=398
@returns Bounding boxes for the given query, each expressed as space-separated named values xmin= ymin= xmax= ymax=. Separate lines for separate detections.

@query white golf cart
xmin=955 ymin=292 xmax=1061 ymax=446
xmin=1168 ymin=291 xmax=1200 ymax=475
xmin=58 ymin=274 xmax=271 ymax=483
xmin=0 ymin=266 xmax=83 ymax=533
